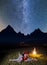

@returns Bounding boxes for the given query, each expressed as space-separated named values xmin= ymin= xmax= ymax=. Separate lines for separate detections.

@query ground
xmin=0 ymin=47 xmax=47 ymax=65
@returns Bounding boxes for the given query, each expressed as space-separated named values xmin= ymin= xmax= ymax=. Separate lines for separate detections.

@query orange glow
xmin=28 ymin=48 xmax=43 ymax=58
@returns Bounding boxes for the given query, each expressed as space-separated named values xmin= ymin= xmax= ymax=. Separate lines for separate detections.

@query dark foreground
xmin=0 ymin=45 xmax=47 ymax=65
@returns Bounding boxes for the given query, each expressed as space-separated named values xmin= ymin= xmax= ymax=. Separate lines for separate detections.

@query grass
xmin=0 ymin=47 xmax=47 ymax=65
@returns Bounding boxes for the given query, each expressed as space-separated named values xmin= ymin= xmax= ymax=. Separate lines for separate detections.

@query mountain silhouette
xmin=30 ymin=28 xmax=44 ymax=40
xmin=1 ymin=25 xmax=16 ymax=35
xmin=0 ymin=25 xmax=25 ymax=43
xmin=0 ymin=25 xmax=47 ymax=48
xmin=31 ymin=28 xmax=43 ymax=34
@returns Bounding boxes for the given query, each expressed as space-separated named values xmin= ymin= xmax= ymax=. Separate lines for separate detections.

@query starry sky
xmin=0 ymin=0 xmax=47 ymax=35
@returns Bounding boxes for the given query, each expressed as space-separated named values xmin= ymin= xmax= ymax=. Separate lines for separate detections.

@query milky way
xmin=0 ymin=0 xmax=47 ymax=35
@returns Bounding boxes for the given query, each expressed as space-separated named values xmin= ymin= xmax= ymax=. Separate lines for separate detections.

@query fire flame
xmin=32 ymin=48 xmax=37 ymax=55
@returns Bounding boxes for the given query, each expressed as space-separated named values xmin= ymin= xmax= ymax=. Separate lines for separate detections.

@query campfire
xmin=29 ymin=48 xmax=43 ymax=58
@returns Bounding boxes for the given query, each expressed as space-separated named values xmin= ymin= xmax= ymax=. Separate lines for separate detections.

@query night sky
xmin=0 ymin=0 xmax=47 ymax=35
